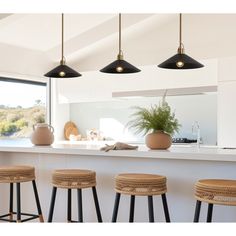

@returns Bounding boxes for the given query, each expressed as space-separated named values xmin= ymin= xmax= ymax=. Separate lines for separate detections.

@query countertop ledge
xmin=0 ymin=142 xmax=236 ymax=162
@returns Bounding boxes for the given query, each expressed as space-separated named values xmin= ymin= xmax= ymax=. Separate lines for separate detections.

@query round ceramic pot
xmin=145 ymin=131 xmax=172 ymax=149
xmin=30 ymin=123 xmax=54 ymax=146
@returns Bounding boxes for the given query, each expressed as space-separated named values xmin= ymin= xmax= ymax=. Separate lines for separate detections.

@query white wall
xmin=217 ymin=56 xmax=236 ymax=148
xmin=51 ymin=78 xmax=70 ymax=141
xmin=0 ymin=43 xmax=50 ymax=79
xmin=70 ymin=94 xmax=217 ymax=145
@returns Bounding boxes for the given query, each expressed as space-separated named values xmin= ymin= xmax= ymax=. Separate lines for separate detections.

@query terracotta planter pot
xmin=145 ymin=131 xmax=172 ymax=150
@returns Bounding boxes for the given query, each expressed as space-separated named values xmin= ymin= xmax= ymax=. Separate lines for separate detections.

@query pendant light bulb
xmin=176 ymin=61 xmax=184 ymax=68
xmin=59 ymin=71 xmax=66 ymax=77
xmin=116 ymin=66 xmax=124 ymax=73
xmin=158 ymin=13 xmax=204 ymax=70
xmin=100 ymin=13 xmax=141 ymax=74
xmin=44 ymin=13 xmax=82 ymax=78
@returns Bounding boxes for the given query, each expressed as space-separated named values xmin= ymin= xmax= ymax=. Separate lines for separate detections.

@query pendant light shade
xmin=100 ymin=56 xmax=141 ymax=73
xmin=44 ymin=14 xmax=81 ymax=78
xmin=158 ymin=53 xmax=204 ymax=69
xmin=44 ymin=64 xmax=81 ymax=78
xmin=158 ymin=14 xmax=204 ymax=70
xmin=100 ymin=13 xmax=141 ymax=74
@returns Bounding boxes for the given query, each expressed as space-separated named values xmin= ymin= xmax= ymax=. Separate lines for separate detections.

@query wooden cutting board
xmin=64 ymin=121 xmax=79 ymax=140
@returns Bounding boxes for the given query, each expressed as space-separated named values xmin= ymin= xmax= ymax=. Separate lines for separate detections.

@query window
xmin=0 ymin=77 xmax=47 ymax=140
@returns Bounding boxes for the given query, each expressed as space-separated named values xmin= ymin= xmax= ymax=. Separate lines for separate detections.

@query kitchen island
xmin=0 ymin=142 xmax=236 ymax=222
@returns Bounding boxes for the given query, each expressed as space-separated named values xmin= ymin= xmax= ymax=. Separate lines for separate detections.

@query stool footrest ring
xmin=0 ymin=212 xmax=41 ymax=222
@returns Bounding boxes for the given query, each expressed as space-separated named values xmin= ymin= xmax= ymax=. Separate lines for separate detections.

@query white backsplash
xmin=70 ymin=94 xmax=217 ymax=145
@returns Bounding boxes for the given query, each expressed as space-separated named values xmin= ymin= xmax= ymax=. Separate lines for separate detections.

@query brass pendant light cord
xmin=44 ymin=12 xmax=82 ymax=77
xmin=178 ymin=13 xmax=184 ymax=54
xmin=100 ymin=12 xmax=141 ymax=73
xmin=179 ymin=13 xmax=182 ymax=48
xmin=119 ymin=13 xmax=121 ymax=54
xmin=117 ymin=13 xmax=123 ymax=60
xmin=158 ymin=12 xmax=204 ymax=69
xmin=61 ymin=13 xmax=65 ymax=64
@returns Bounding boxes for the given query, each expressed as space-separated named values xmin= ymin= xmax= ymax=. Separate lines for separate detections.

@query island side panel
xmin=0 ymin=151 xmax=236 ymax=222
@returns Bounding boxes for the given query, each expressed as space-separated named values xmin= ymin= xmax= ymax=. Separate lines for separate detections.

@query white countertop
xmin=0 ymin=140 xmax=236 ymax=162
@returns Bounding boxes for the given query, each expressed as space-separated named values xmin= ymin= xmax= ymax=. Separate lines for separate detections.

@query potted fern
xmin=127 ymin=97 xmax=181 ymax=149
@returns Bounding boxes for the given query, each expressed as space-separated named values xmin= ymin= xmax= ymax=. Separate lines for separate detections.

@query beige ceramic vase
xmin=145 ymin=131 xmax=172 ymax=149
xmin=30 ymin=123 xmax=54 ymax=146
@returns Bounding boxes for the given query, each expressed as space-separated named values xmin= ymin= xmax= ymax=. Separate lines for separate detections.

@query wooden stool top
xmin=115 ymin=173 xmax=167 ymax=196
xmin=52 ymin=169 xmax=96 ymax=189
xmin=195 ymin=179 xmax=236 ymax=206
xmin=0 ymin=165 xmax=35 ymax=183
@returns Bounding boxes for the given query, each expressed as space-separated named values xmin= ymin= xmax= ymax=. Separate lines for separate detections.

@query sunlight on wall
xmin=100 ymin=118 xmax=137 ymax=142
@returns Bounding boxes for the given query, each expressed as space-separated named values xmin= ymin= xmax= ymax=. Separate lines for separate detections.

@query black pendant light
xmin=100 ymin=13 xmax=141 ymax=74
xmin=158 ymin=13 xmax=204 ymax=70
xmin=44 ymin=14 xmax=81 ymax=78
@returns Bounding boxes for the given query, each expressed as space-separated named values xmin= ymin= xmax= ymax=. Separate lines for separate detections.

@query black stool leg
xmin=148 ymin=196 xmax=154 ymax=222
xmin=92 ymin=187 xmax=102 ymax=222
xmin=129 ymin=195 xmax=135 ymax=222
xmin=32 ymin=180 xmax=44 ymax=222
xmin=193 ymin=200 xmax=202 ymax=222
xmin=48 ymin=187 xmax=57 ymax=222
xmin=16 ymin=183 xmax=21 ymax=223
xmin=112 ymin=193 xmax=121 ymax=222
xmin=77 ymin=189 xmax=83 ymax=222
xmin=161 ymin=194 xmax=170 ymax=222
xmin=207 ymin=203 xmax=213 ymax=223
xmin=67 ymin=189 xmax=72 ymax=222
xmin=9 ymin=183 xmax=13 ymax=221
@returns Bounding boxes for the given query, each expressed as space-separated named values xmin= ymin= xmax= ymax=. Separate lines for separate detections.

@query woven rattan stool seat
xmin=195 ymin=179 xmax=236 ymax=206
xmin=0 ymin=165 xmax=35 ymax=183
xmin=115 ymin=173 xmax=167 ymax=196
xmin=52 ymin=169 xmax=96 ymax=189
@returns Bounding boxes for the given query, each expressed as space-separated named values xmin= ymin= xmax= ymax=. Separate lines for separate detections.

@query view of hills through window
xmin=0 ymin=80 xmax=46 ymax=139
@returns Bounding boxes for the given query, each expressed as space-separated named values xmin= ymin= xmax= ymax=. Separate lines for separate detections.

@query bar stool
xmin=112 ymin=173 xmax=170 ymax=222
xmin=48 ymin=169 xmax=102 ymax=222
xmin=0 ymin=165 xmax=44 ymax=222
xmin=194 ymin=179 xmax=236 ymax=222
